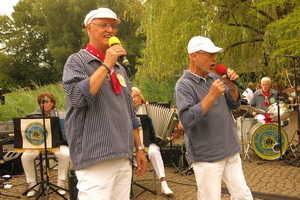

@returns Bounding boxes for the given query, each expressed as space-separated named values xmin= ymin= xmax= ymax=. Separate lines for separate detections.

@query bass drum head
xmin=251 ymin=123 xmax=288 ymax=160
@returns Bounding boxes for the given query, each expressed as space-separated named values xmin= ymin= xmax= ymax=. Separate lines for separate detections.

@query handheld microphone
xmin=109 ymin=36 xmax=130 ymax=69
xmin=215 ymin=64 xmax=246 ymax=91
xmin=42 ymin=96 xmax=48 ymax=104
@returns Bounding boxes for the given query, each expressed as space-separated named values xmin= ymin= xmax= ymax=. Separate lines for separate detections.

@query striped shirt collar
xmin=185 ymin=70 xmax=214 ymax=84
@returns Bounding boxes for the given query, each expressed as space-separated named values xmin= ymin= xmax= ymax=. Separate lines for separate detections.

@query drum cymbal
xmin=281 ymin=86 xmax=300 ymax=93
xmin=288 ymin=103 xmax=300 ymax=106
xmin=239 ymin=105 xmax=265 ymax=113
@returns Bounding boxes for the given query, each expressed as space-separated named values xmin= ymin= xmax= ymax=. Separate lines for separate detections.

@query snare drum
xmin=236 ymin=117 xmax=258 ymax=143
xmin=268 ymin=102 xmax=291 ymax=121
xmin=250 ymin=123 xmax=288 ymax=160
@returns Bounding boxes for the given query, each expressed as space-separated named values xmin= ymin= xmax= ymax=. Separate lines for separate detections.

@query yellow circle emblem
xmin=117 ymin=74 xmax=127 ymax=88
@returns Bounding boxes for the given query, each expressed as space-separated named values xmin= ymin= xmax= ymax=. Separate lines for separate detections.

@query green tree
xmin=38 ymin=0 xmax=145 ymax=79
xmin=0 ymin=0 xmax=144 ymax=88
xmin=0 ymin=0 xmax=58 ymax=88
xmin=137 ymin=0 xmax=300 ymax=89
xmin=41 ymin=0 xmax=97 ymax=79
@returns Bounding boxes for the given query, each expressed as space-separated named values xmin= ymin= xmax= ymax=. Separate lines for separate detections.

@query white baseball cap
xmin=187 ymin=36 xmax=223 ymax=54
xmin=84 ymin=8 xmax=121 ymax=27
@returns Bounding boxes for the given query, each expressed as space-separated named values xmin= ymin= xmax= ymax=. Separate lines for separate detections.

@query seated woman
xmin=21 ymin=92 xmax=70 ymax=197
xmin=132 ymin=87 xmax=173 ymax=195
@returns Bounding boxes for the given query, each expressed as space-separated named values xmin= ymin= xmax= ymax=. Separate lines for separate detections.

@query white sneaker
xmin=58 ymin=189 xmax=67 ymax=195
xmin=27 ymin=184 xmax=38 ymax=197
xmin=27 ymin=189 xmax=36 ymax=197
xmin=161 ymin=185 xmax=173 ymax=195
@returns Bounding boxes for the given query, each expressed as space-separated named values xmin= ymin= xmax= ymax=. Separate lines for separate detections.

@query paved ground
xmin=1 ymin=111 xmax=300 ymax=200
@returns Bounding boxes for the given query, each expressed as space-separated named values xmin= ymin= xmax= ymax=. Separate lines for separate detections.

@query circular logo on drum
xmin=25 ymin=122 xmax=47 ymax=146
xmin=251 ymin=124 xmax=288 ymax=160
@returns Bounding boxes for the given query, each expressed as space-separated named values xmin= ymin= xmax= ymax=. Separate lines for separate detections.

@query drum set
xmin=237 ymin=99 xmax=297 ymax=162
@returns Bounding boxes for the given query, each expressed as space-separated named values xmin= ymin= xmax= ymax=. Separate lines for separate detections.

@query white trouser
xmin=75 ymin=157 xmax=132 ymax=200
xmin=147 ymin=143 xmax=165 ymax=180
xmin=192 ymin=153 xmax=253 ymax=200
xmin=21 ymin=145 xmax=70 ymax=186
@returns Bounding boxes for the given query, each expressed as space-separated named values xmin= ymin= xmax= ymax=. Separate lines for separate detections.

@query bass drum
xmin=250 ymin=123 xmax=288 ymax=160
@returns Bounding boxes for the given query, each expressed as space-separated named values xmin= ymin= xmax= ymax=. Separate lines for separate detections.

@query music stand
xmin=131 ymin=115 xmax=156 ymax=198
xmin=13 ymin=114 xmax=68 ymax=199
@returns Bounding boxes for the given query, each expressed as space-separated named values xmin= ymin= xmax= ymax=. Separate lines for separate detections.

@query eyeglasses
xmin=89 ymin=23 xmax=117 ymax=30
xmin=195 ymin=52 xmax=216 ymax=58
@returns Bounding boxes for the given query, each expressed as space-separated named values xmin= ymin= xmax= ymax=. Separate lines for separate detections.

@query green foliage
xmin=0 ymin=0 xmax=144 ymax=88
xmin=137 ymin=0 xmax=300 ymax=88
xmin=137 ymin=0 xmax=201 ymax=82
xmin=0 ymin=0 xmax=60 ymax=88
xmin=0 ymin=82 xmax=66 ymax=121
xmin=132 ymin=77 xmax=178 ymax=107
xmin=0 ymin=78 xmax=178 ymax=121
xmin=0 ymin=0 xmax=299 ymax=105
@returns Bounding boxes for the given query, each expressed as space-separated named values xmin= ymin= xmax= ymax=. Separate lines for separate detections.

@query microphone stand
xmin=292 ymin=56 xmax=300 ymax=148
xmin=264 ymin=54 xmax=299 ymax=166
xmin=285 ymin=56 xmax=300 ymax=167
xmin=38 ymin=102 xmax=69 ymax=199
xmin=271 ymin=55 xmax=300 ymax=147
xmin=276 ymin=100 xmax=283 ymax=160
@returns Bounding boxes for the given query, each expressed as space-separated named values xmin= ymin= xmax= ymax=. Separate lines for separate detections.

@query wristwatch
xmin=136 ymin=145 xmax=145 ymax=151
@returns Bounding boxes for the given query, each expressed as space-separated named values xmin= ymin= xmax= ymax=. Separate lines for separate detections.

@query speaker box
xmin=68 ymin=169 xmax=78 ymax=200
xmin=0 ymin=137 xmax=14 ymax=158
xmin=2 ymin=151 xmax=23 ymax=175
xmin=160 ymin=146 xmax=181 ymax=167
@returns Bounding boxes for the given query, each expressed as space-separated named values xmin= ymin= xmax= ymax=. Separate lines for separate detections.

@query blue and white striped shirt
xmin=62 ymin=49 xmax=141 ymax=170
xmin=174 ymin=71 xmax=242 ymax=163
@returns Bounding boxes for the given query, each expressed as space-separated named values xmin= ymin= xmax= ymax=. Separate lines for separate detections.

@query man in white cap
xmin=174 ymin=36 xmax=253 ymax=200
xmin=63 ymin=7 xmax=148 ymax=199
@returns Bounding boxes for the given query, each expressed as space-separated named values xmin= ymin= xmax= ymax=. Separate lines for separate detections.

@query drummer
xmin=250 ymin=77 xmax=279 ymax=114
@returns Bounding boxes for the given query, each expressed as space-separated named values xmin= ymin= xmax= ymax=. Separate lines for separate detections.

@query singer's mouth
xmin=104 ymin=34 xmax=113 ymax=38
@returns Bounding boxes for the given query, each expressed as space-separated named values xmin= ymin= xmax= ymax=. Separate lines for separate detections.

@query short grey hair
xmin=261 ymin=77 xmax=271 ymax=83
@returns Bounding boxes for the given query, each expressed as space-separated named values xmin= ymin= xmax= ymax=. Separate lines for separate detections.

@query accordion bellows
xmin=144 ymin=104 xmax=177 ymax=140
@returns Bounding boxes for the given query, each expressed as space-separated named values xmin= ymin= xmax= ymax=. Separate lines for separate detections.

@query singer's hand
xmin=104 ymin=45 xmax=127 ymax=68
xmin=135 ymin=150 xmax=148 ymax=176
xmin=201 ymin=79 xmax=225 ymax=115
xmin=222 ymin=68 xmax=239 ymax=88
xmin=209 ymin=79 xmax=225 ymax=99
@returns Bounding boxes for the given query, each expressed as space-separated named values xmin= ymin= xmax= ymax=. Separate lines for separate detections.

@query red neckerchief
xmin=261 ymin=89 xmax=270 ymax=107
xmin=85 ymin=44 xmax=121 ymax=95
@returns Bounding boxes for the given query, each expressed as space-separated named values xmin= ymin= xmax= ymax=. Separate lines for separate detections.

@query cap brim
xmin=204 ymin=46 xmax=224 ymax=53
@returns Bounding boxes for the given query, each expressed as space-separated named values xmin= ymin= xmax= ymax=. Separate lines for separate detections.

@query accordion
xmin=145 ymin=104 xmax=177 ymax=141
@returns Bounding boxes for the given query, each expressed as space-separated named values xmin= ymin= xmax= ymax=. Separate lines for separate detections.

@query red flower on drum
xmin=263 ymin=113 xmax=273 ymax=123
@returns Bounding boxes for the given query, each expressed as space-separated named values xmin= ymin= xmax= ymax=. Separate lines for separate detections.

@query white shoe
xmin=27 ymin=189 xmax=36 ymax=197
xmin=161 ymin=185 xmax=173 ymax=195
xmin=27 ymin=183 xmax=38 ymax=197
xmin=58 ymin=189 xmax=67 ymax=195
